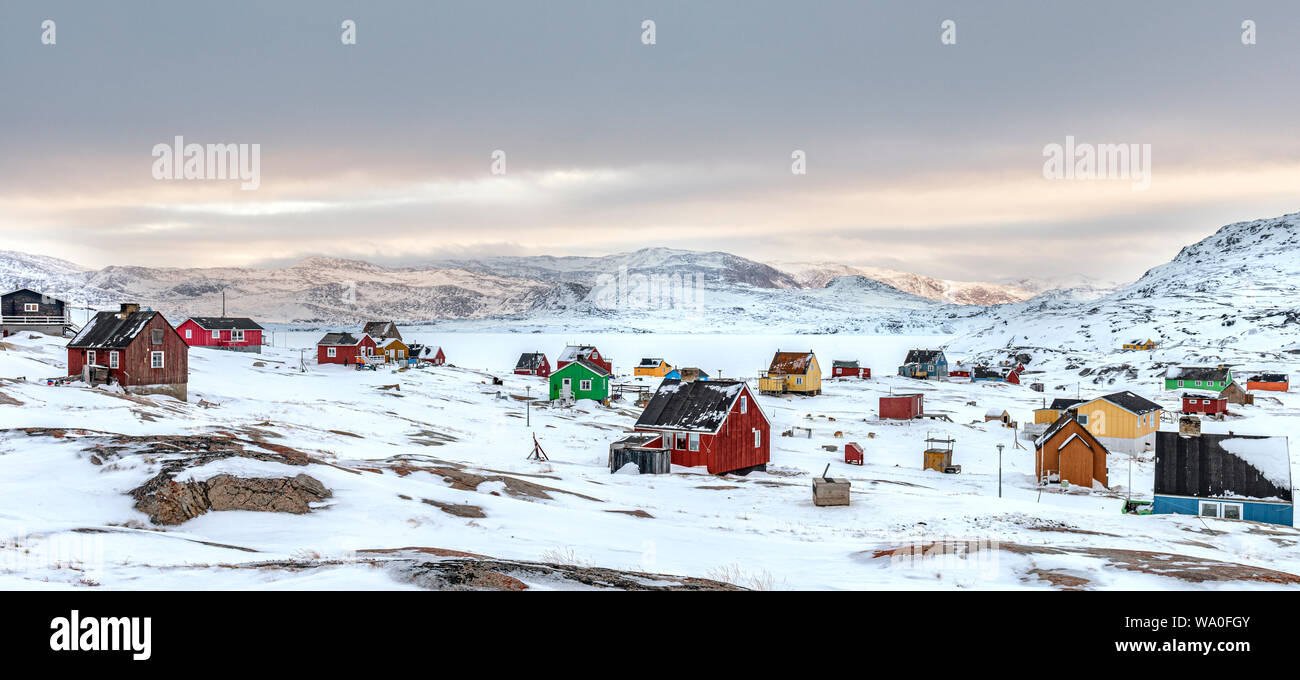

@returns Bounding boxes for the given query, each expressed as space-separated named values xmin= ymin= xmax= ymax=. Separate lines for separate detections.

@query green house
xmin=549 ymin=357 xmax=611 ymax=402
xmin=1164 ymin=366 xmax=1233 ymax=391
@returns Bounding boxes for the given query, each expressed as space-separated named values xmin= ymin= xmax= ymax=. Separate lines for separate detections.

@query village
xmin=0 ymin=285 xmax=1297 ymax=589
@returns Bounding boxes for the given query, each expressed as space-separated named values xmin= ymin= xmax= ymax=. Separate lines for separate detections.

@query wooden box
xmin=812 ymin=477 xmax=851 ymax=506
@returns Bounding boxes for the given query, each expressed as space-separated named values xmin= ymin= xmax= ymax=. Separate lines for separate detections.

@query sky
xmin=1 ymin=1 xmax=1299 ymax=285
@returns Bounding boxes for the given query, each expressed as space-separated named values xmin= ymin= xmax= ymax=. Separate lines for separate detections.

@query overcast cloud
xmin=2 ymin=1 xmax=1298 ymax=283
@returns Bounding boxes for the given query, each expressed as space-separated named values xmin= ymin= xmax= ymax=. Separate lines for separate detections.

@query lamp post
xmin=525 ymin=385 xmax=531 ymax=427
xmin=997 ymin=443 xmax=1005 ymax=498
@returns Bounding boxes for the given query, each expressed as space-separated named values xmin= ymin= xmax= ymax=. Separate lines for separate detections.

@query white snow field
xmin=1 ymin=329 xmax=1298 ymax=590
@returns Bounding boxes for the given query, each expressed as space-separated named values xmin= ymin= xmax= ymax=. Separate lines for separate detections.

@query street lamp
xmin=997 ymin=443 xmax=1005 ymax=498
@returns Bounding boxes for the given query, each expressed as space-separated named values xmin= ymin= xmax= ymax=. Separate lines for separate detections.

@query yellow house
xmin=634 ymin=357 xmax=672 ymax=377
xmin=377 ymin=337 xmax=409 ymax=363
xmin=1071 ymin=391 xmax=1162 ymax=455
xmin=758 ymin=350 xmax=821 ymax=395
xmin=1122 ymin=338 xmax=1157 ymax=350
xmin=1033 ymin=398 xmax=1085 ymax=424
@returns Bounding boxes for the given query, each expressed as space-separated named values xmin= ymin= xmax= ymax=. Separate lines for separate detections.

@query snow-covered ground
xmin=2 ymin=330 xmax=1297 ymax=590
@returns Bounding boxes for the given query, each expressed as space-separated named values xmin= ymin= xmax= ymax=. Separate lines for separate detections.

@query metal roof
xmin=515 ymin=352 xmax=546 ymax=370
xmin=68 ymin=311 xmax=160 ymax=349
xmin=186 ymin=316 xmax=264 ymax=331
xmin=635 ymin=379 xmax=750 ymax=433
xmin=316 ymin=332 xmax=370 ymax=346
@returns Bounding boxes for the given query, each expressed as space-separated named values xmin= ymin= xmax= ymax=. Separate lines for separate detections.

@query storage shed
xmin=879 ymin=393 xmax=924 ymax=420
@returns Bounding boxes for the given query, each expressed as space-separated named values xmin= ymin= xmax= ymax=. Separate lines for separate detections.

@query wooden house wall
xmin=2 ymin=290 xmax=65 ymax=318
xmin=68 ymin=314 xmax=188 ymax=387
xmin=1076 ymin=399 xmax=1158 ymax=440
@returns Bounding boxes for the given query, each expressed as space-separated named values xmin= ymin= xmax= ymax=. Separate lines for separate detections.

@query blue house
xmin=1152 ymin=426 xmax=1293 ymax=526
xmin=898 ymin=349 xmax=948 ymax=380
xmin=663 ymin=368 xmax=681 ymax=379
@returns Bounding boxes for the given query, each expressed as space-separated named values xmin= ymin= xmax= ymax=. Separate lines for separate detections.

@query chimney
xmin=1179 ymin=415 xmax=1201 ymax=437
xmin=118 ymin=303 xmax=140 ymax=318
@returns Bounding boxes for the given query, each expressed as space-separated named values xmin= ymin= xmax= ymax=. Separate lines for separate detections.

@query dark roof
xmin=1181 ymin=392 xmax=1227 ymax=400
xmin=832 ymin=360 xmax=860 ymax=368
xmin=1049 ymin=398 xmax=1084 ymax=410
xmin=186 ymin=316 xmax=263 ymax=331
xmin=635 ymin=379 xmax=749 ymax=432
xmin=1167 ymin=366 xmax=1231 ymax=382
xmin=317 ymin=332 xmax=369 ymax=346
xmin=2 ymin=288 xmax=67 ymax=305
xmin=68 ymin=311 xmax=161 ymax=349
xmin=905 ymin=349 xmax=944 ymax=363
xmin=972 ymin=366 xmax=1004 ymax=379
xmin=1155 ymin=431 xmax=1292 ymax=502
xmin=362 ymin=321 xmax=400 ymax=338
xmin=1249 ymin=373 xmax=1288 ymax=383
xmin=637 ymin=357 xmax=665 ymax=367
xmin=1095 ymin=391 xmax=1162 ymax=415
xmin=515 ymin=352 xmax=546 ymax=370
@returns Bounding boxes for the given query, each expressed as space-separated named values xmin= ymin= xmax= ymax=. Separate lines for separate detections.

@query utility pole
xmin=997 ymin=443 xmax=1005 ymax=498
xmin=525 ymin=385 xmax=531 ymax=427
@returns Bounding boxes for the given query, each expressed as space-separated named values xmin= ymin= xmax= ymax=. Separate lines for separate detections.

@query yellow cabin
xmin=1122 ymin=338 xmax=1157 ymax=351
xmin=1033 ymin=398 xmax=1085 ymax=424
xmin=377 ymin=337 xmax=409 ymax=363
xmin=634 ymin=357 xmax=672 ymax=377
xmin=759 ymin=350 xmax=821 ymax=395
xmin=1070 ymin=391 xmax=1162 ymax=455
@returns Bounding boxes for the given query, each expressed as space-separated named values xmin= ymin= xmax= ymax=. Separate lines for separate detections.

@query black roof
xmin=1095 ymin=391 xmax=1162 ymax=415
xmin=1049 ymin=398 xmax=1084 ymax=410
xmin=516 ymin=352 xmax=547 ymax=370
xmin=186 ymin=316 xmax=263 ymax=331
xmin=972 ymin=366 xmax=1003 ymax=379
xmin=905 ymin=349 xmax=944 ymax=363
xmin=635 ymin=379 xmax=750 ymax=432
xmin=2 ymin=288 xmax=67 ymax=305
xmin=1155 ymin=431 xmax=1292 ymax=502
xmin=637 ymin=357 xmax=665 ymax=367
xmin=832 ymin=359 xmax=860 ymax=368
xmin=1249 ymin=373 xmax=1288 ymax=382
xmin=317 ymin=332 xmax=369 ymax=346
xmin=1167 ymin=366 xmax=1231 ymax=382
xmin=68 ymin=311 xmax=161 ymax=349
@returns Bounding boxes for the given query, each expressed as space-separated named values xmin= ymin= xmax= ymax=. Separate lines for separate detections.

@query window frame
xmin=151 ymin=328 xmax=164 ymax=345
xmin=689 ymin=433 xmax=700 ymax=452
xmin=86 ymin=350 xmax=96 ymax=366
xmin=753 ymin=429 xmax=762 ymax=448
xmin=23 ymin=303 xmax=38 ymax=312
xmin=150 ymin=351 xmax=164 ymax=369
xmin=327 ymin=347 xmax=337 ymax=357
xmin=580 ymin=379 xmax=592 ymax=391
xmin=109 ymin=351 xmax=119 ymax=369
xmin=231 ymin=329 xmax=245 ymax=342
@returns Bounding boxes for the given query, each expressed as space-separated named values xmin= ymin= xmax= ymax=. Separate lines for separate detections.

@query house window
xmin=150 ymin=351 xmax=164 ymax=368
xmin=676 ymin=434 xmax=688 ymax=450
xmin=23 ymin=303 xmax=37 ymax=312
xmin=1076 ymin=414 xmax=1089 ymax=425
xmin=580 ymin=379 xmax=592 ymax=391
xmin=185 ymin=329 xmax=192 ymax=339
xmin=151 ymin=329 xmax=164 ymax=345
xmin=739 ymin=396 xmax=747 ymax=414
xmin=327 ymin=347 xmax=337 ymax=357
xmin=1177 ymin=380 xmax=1184 ymax=387
xmin=212 ymin=329 xmax=220 ymax=339
xmin=86 ymin=350 xmax=96 ymax=366
xmin=689 ymin=433 xmax=700 ymax=451
xmin=232 ymin=329 xmax=244 ymax=342
xmin=1194 ymin=380 xmax=1202 ymax=386
xmin=1222 ymin=503 xmax=1243 ymax=520
xmin=109 ymin=351 xmax=119 ymax=369
xmin=1199 ymin=502 xmax=1218 ymax=518
xmin=795 ymin=377 xmax=803 ymax=385
xmin=753 ymin=429 xmax=762 ymax=448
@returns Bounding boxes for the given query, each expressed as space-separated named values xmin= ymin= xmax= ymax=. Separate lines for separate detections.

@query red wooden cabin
xmin=66 ymin=304 xmax=189 ymax=401
xmin=316 ymin=332 xmax=377 ymax=365
xmin=412 ymin=344 xmax=445 ymax=366
xmin=514 ymin=352 xmax=551 ymax=377
xmin=177 ymin=317 xmax=264 ymax=353
xmin=634 ymin=379 xmax=771 ymax=474
xmin=557 ymin=344 xmax=611 ymax=373
xmin=879 ymin=393 xmax=924 ymax=420
xmin=845 ymin=442 xmax=864 ymax=465
xmin=831 ymin=360 xmax=870 ymax=378
xmin=1182 ymin=393 xmax=1228 ymax=416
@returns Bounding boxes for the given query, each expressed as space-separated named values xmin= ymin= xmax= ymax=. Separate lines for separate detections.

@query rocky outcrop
xmin=130 ymin=471 xmax=332 ymax=525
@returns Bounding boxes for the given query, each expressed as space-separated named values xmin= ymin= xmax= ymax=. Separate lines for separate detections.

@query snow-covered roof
xmin=637 ymin=357 xmax=665 ymax=367
xmin=768 ymin=350 xmax=815 ymax=374
xmin=1165 ymin=365 xmax=1231 ymax=381
xmin=1155 ymin=431 xmax=1292 ymax=503
xmin=1220 ymin=437 xmax=1291 ymax=489
xmin=985 ymin=408 xmax=1007 ymax=418
xmin=636 ymin=379 xmax=751 ymax=433
xmin=905 ymin=349 xmax=944 ymax=363
xmin=68 ymin=311 xmax=160 ymax=349
xmin=515 ymin=352 xmax=546 ymax=369
xmin=559 ymin=345 xmax=598 ymax=362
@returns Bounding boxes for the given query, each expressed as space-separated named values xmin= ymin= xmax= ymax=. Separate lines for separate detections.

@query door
xmin=561 ymin=378 xmax=572 ymax=400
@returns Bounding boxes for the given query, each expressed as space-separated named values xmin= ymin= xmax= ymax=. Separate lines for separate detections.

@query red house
xmin=410 ymin=344 xmax=445 ymax=366
xmin=880 ymin=393 xmax=924 ymax=420
xmin=557 ymin=344 xmax=611 ymax=373
xmin=316 ymin=332 xmax=377 ymax=365
xmin=831 ymin=360 xmax=871 ymax=378
xmin=67 ymin=304 xmax=189 ymax=401
xmin=1182 ymin=392 xmax=1228 ymax=416
xmin=634 ymin=379 xmax=771 ymax=475
xmin=515 ymin=352 xmax=551 ymax=377
xmin=177 ymin=317 xmax=264 ymax=353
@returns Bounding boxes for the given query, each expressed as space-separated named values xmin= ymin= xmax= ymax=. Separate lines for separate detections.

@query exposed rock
xmin=130 ymin=471 xmax=331 ymax=525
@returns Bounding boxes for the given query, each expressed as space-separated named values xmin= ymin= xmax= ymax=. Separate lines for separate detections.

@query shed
xmin=1182 ymin=392 xmax=1227 ymax=417
xmin=831 ymin=359 xmax=870 ymax=379
xmin=879 ymin=393 xmax=923 ymax=420
xmin=984 ymin=408 xmax=1010 ymax=424
xmin=608 ymin=433 xmax=671 ymax=474
xmin=634 ymin=379 xmax=770 ymax=475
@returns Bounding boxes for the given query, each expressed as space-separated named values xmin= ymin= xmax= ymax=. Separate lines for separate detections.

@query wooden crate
xmin=812 ymin=477 xmax=851 ymax=506
xmin=923 ymin=449 xmax=953 ymax=472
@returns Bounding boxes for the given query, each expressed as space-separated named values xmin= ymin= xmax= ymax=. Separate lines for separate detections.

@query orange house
xmin=1246 ymin=373 xmax=1288 ymax=392
xmin=1034 ymin=413 xmax=1110 ymax=488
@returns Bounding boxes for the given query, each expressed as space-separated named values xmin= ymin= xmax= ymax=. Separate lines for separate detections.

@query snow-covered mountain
xmin=430 ymin=248 xmax=801 ymax=289
xmin=773 ymin=261 xmax=1038 ymax=305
